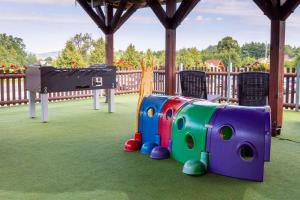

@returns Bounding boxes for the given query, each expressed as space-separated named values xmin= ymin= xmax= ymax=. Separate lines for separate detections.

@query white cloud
xmin=0 ymin=12 xmax=90 ymax=24
xmin=0 ymin=0 xmax=74 ymax=5
xmin=196 ymin=15 xmax=203 ymax=21
xmin=216 ymin=17 xmax=223 ymax=21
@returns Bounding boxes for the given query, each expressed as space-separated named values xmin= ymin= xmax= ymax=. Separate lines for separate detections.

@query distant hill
xmin=36 ymin=51 xmax=59 ymax=60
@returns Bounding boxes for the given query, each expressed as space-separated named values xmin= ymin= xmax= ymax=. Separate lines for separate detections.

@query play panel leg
xmin=108 ymin=89 xmax=115 ymax=113
xmin=41 ymin=93 xmax=48 ymax=123
xmin=28 ymin=91 xmax=36 ymax=118
xmin=92 ymin=89 xmax=100 ymax=110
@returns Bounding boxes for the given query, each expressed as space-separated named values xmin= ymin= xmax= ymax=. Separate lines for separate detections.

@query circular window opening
xmin=185 ymin=134 xmax=194 ymax=149
xmin=240 ymin=145 xmax=254 ymax=161
xmin=147 ymin=107 xmax=155 ymax=118
xmin=177 ymin=117 xmax=185 ymax=130
xmin=220 ymin=126 xmax=233 ymax=140
xmin=166 ymin=109 xmax=173 ymax=119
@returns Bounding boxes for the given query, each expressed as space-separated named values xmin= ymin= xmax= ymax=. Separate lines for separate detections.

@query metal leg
xmin=28 ymin=91 xmax=36 ymax=118
xmin=108 ymin=89 xmax=115 ymax=113
xmin=41 ymin=93 xmax=48 ymax=123
xmin=93 ymin=89 xmax=100 ymax=110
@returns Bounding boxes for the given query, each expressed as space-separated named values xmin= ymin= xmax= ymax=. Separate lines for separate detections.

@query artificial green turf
xmin=0 ymin=95 xmax=299 ymax=200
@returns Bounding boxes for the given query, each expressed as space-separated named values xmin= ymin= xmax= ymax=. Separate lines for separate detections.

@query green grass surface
xmin=0 ymin=95 xmax=299 ymax=200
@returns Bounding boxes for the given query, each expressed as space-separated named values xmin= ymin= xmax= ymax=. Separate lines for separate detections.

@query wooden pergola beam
xmin=95 ymin=6 xmax=105 ymax=22
xmin=165 ymin=0 xmax=177 ymax=95
xmin=110 ymin=0 xmax=127 ymax=33
xmin=269 ymin=19 xmax=285 ymax=135
xmin=114 ymin=4 xmax=138 ymax=33
xmin=280 ymin=0 xmax=300 ymax=20
xmin=147 ymin=0 xmax=169 ymax=29
xmin=76 ymin=0 xmax=108 ymax=34
xmin=171 ymin=0 xmax=200 ymax=29
xmin=253 ymin=0 xmax=275 ymax=19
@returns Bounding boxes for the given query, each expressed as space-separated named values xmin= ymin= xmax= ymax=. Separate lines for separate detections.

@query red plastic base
xmin=134 ymin=132 xmax=142 ymax=142
xmin=124 ymin=138 xmax=141 ymax=152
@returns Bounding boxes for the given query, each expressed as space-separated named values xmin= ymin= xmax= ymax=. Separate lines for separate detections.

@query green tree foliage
xmin=241 ymin=56 xmax=256 ymax=67
xmin=26 ymin=53 xmax=38 ymax=65
xmin=88 ymin=37 xmax=105 ymax=65
xmin=285 ymin=45 xmax=297 ymax=58
xmin=177 ymin=48 xmax=202 ymax=68
xmin=45 ymin=57 xmax=53 ymax=65
xmin=216 ymin=36 xmax=241 ymax=66
xmin=70 ymin=33 xmax=93 ymax=61
xmin=217 ymin=36 xmax=240 ymax=53
xmin=144 ymin=49 xmax=155 ymax=67
xmin=55 ymin=41 xmax=86 ymax=67
xmin=120 ymin=44 xmax=141 ymax=69
xmin=241 ymin=42 xmax=267 ymax=59
xmin=153 ymin=50 xmax=165 ymax=67
xmin=0 ymin=33 xmax=27 ymax=66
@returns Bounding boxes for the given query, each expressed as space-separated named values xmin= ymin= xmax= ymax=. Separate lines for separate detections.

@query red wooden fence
xmin=0 ymin=68 xmax=298 ymax=109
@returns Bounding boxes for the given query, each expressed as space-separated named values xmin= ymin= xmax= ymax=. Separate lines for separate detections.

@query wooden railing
xmin=153 ymin=67 xmax=298 ymax=109
xmin=0 ymin=67 xmax=298 ymax=109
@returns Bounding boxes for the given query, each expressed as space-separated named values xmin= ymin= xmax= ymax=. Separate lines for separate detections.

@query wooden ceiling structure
xmin=77 ymin=0 xmax=300 ymax=136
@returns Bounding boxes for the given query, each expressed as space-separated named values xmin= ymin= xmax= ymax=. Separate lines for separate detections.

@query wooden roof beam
xmin=171 ymin=0 xmax=201 ymax=29
xmin=95 ymin=6 xmax=105 ymax=22
xmin=114 ymin=4 xmax=138 ymax=33
xmin=253 ymin=0 xmax=275 ymax=19
xmin=147 ymin=0 xmax=170 ymax=29
xmin=76 ymin=0 xmax=108 ymax=34
xmin=110 ymin=0 xmax=127 ymax=33
xmin=280 ymin=0 xmax=300 ymax=20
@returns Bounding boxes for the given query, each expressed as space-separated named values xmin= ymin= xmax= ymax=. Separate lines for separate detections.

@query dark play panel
xmin=26 ymin=65 xmax=117 ymax=93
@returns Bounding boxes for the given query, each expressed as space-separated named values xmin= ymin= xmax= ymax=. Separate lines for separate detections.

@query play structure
xmin=124 ymin=94 xmax=272 ymax=182
xmin=123 ymin=57 xmax=272 ymax=182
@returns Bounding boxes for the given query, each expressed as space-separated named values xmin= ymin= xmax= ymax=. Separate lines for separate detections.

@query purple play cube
xmin=206 ymin=105 xmax=271 ymax=182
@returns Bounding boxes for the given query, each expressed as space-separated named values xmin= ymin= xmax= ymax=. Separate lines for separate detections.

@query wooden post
xmin=296 ymin=62 xmax=300 ymax=111
xmin=105 ymin=5 xmax=115 ymax=112
xmin=227 ymin=61 xmax=232 ymax=103
xmin=165 ymin=0 xmax=176 ymax=95
xmin=269 ymin=20 xmax=285 ymax=136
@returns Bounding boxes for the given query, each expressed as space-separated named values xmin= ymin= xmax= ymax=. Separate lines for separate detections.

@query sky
xmin=0 ymin=0 xmax=299 ymax=54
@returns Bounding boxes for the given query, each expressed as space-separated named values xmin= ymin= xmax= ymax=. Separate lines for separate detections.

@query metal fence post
xmin=227 ymin=62 xmax=232 ymax=103
xmin=296 ymin=62 xmax=300 ymax=111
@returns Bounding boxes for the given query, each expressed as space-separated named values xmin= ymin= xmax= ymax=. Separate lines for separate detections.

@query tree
xmin=0 ymin=33 xmax=27 ymax=66
xmin=120 ymin=44 xmax=141 ymax=69
xmin=55 ymin=41 xmax=86 ymax=67
xmin=217 ymin=37 xmax=241 ymax=67
xmin=177 ymin=48 xmax=202 ymax=68
xmin=88 ymin=37 xmax=105 ymax=65
xmin=26 ymin=53 xmax=38 ymax=65
xmin=241 ymin=42 xmax=267 ymax=59
xmin=144 ymin=49 xmax=156 ymax=67
xmin=285 ymin=45 xmax=297 ymax=58
xmin=153 ymin=50 xmax=165 ymax=67
xmin=45 ymin=57 xmax=53 ymax=65
xmin=70 ymin=33 xmax=93 ymax=61
xmin=217 ymin=36 xmax=240 ymax=54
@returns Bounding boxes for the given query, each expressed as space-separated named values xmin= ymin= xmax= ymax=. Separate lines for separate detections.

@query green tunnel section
xmin=171 ymin=101 xmax=218 ymax=164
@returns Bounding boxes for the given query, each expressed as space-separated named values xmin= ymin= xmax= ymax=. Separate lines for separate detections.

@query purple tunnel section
xmin=206 ymin=105 xmax=271 ymax=182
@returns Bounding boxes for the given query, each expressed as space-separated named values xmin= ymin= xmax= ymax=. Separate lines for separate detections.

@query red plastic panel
xmin=158 ymin=96 xmax=194 ymax=148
